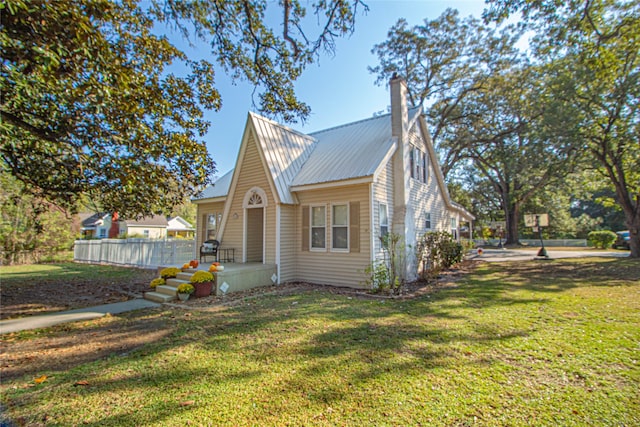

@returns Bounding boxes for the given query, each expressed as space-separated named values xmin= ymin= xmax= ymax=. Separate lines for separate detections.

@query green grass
xmin=0 ymin=262 xmax=148 ymax=287
xmin=1 ymin=258 xmax=638 ymax=426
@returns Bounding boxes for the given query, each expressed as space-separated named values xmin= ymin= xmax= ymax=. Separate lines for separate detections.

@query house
xmin=79 ymin=213 xmax=170 ymax=239
xmin=192 ymin=77 xmax=473 ymax=288
xmin=79 ymin=212 xmax=112 ymax=239
xmin=121 ymin=215 xmax=169 ymax=239
xmin=167 ymin=216 xmax=195 ymax=239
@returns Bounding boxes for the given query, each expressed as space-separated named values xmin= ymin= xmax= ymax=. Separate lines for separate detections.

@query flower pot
xmin=178 ymin=293 xmax=190 ymax=302
xmin=193 ymin=281 xmax=213 ymax=298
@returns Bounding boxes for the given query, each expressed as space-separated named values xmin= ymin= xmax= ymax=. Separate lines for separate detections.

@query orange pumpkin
xmin=189 ymin=259 xmax=199 ymax=268
xmin=211 ymin=261 xmax=221 ymax=267
xmin=182 ymin=263 xmax=190 ymax=270
xmin=208 ymin=265 xmax=217 ymax=272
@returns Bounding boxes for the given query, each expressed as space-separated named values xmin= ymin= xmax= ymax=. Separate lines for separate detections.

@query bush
xmin=416 ymin=231 xmax=464 ymax=280
xmin=587 ymin=230 xmax=617 ymax=249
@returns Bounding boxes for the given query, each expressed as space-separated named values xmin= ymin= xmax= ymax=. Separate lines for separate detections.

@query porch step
xmin=166 ymin=277 xmax=190 ymax=287
xmin=144 ymin=291 xmax=176 ymax=303
xmin=156 ymin=284 xmax=180 ymax=296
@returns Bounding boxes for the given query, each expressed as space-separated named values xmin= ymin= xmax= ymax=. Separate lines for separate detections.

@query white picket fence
xmin=74 ymin=239 xmax=196 ymax=268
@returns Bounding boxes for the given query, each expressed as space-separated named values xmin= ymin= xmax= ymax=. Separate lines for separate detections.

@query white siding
xmin=372 ymin=160 xmax=395 ymax=258
xmin=407 ymin=123 xmax=449 ymax=244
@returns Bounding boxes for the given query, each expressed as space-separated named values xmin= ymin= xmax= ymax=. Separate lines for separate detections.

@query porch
xmin=145 ymin=262 xmax=278 ymax=303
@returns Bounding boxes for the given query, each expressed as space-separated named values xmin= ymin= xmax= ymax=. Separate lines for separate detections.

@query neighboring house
xmin=192 ymin=77 xmax=474 ymax=288
xmin=167 ymin=216 xmax=195 ymax=239
xmin=121 ymin=215 xmax=169 ymax=239
xmin=79 ymin=212 xmax=112 ymax=239
xmin=79 ymin=213 xmax=170 ymax=239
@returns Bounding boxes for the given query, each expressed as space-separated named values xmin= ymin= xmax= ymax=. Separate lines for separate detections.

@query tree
xmin=0 ymin=171 xmax=75 ymax=264
xmin=485 ymin=0 xmax=640 ymax=256
xmin=1 ymin=0 xmax=366 ymax=218
xmin=369 ymin=9 xmax=523 ymax=178
xmin=454 ymin=66 xmax=579 ymax=244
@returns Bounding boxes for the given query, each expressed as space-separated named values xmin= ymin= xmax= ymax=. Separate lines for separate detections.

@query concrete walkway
xmin=0 ymin=299 xmax=160 ymax=335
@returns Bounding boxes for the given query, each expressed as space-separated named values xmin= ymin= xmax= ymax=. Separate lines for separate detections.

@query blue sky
xmin=172 ymin=1 xmax=488 ymax=177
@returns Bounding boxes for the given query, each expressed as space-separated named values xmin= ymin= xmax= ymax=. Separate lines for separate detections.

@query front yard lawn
xmin=1 ymin=258 xmax=638 ymax=426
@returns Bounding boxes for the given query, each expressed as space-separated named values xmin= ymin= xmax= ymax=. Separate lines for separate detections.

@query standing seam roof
xmin=250 ymin=112 xmax=317 ymax=204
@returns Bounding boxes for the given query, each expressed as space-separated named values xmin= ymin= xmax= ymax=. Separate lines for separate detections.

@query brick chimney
xmin=390 ymin=74 xmax=410 ymax=236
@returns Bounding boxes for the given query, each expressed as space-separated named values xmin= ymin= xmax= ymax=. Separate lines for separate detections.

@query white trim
xmin=330 ymin=202 xmax=349 ymax=252
xmin=310 ymin=204 xmax=327 ymax=252
xmin=243 ymin=186 xmax=268 ymax=208
xmin=372 ymin=138 xmax=397 ymax=181
xmin=275 ymin=203 xmax=281 ymax=284
xmin=242 ymin=209 xmax=247 ymax=263
xmin=192 ymin=196 xmax=227 ymax=204
xmin=290 ymin=176 xmax=373 ymax=192
xmin=370 ymin=183 xmax=376 ymax=263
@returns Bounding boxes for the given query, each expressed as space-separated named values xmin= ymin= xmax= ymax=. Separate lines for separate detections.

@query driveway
xmin=473 ymin=248 xmax=630 ymax=262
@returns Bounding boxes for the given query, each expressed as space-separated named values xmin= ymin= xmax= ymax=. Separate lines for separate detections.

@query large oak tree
xmin=485 ymin=0 xmax=640 ymax=257
xmin=1 ymin=0 xmax=366 ymax=218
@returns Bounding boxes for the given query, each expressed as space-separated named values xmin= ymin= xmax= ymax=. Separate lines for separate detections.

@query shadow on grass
xmin=3 ymin=257 xmax=637 ymax=425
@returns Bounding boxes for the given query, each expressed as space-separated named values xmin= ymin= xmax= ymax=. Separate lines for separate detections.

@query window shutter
xmin=350 ymin=201 xmax=360 ymax=253
xmin=302 ymin=206 xmax=309 ymax=251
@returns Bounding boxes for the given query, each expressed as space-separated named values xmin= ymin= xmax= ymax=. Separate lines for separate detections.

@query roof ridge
xmin=248 ymin=111 xmax=316 ymax=141
xmin=309 ymin=105 xmax=422 ymax=136
xmin=309 ymin=111 xmax=391 ymax=136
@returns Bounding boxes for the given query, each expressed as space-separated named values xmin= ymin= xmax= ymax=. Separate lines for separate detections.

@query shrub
xmin=150 ymin=278 xmax=165 ymax=289
xmin=587 ymin=230 xmax=617 ymax=249
xmin=416 ymin=231 xmax=464 ymax=280
xmin=160 ymin=267 xmax=181 ymax=279
xmin=364 ymin=260 xmax=391 ymax=293
xmin=177 ymin=283 xmax=195 ymax=294
xmin=362 ymin=233 xmax=406 ymax=295
xmin=190 ymin=270 xmax=214 ymax=284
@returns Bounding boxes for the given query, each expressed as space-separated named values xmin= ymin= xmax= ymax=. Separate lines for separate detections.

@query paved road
xmin=473 ymin=248 xmax=630 ymax=262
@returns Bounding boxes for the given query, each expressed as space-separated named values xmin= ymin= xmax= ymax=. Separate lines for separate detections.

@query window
xmin=425 ymin=212 xmax=432 ymax=229
xmin=410 ymin=146 xmax=428 ymax=183
xmin=332 ymin=204 xmax=348 ymax=250
xmin=379 ymin=203 xmax=388 ymax=238
xmin=451 ymin=217 xmax=458 ymax=240
xmin=311 ymin=206 xmax=326 ymax=249
xmin=99 ymin=228 xmax=107 ymax=238
xmin=205 ymin=213 xmax=222 ymax=240
xmin=143 ymin=229 xmax=150 ymax=238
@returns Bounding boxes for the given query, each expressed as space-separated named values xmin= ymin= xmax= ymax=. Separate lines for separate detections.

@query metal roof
xmin=291 ymin=107 xmax=423 ymax=187
xmin=249 ymin=112 xmax=317 ymax=204
xmin=193 ymin=169 xmax=234 ymax=201
xmin=194 ymin=107 xmax=425 ymax=201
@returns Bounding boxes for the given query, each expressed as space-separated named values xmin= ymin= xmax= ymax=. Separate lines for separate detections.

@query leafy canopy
xmin=1 ymin=0 xmax=366 ymax=217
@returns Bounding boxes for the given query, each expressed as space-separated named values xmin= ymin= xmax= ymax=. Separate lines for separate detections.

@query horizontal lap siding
xmin=295 ymin=184 xmax=371 ymax=288
xmin=408 ymin=124 xmax=448 ymax=243
xmin=224 ymin=133 xmax=277 ymax=263
xmin=279 ymin=205 xmax=296 ymax=282
xmin=372 ymin=160 xmax=394 ymax=259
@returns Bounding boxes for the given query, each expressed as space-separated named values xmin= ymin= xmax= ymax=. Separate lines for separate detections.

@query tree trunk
xmin=505 ymin=202 xmax=520 ymax=245
xmin=624 ymin=210 xmax=640 ymax=258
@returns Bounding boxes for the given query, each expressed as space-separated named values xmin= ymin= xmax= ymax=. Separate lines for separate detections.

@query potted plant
xmin=160 ymin=267 xmax=181 ymax=279
xmin=190 ymin=270 xmax=214 ymax=297
xmin=150 ymin=278 xmax=165 ymax=290
xmin=176 ymin=283 xmax=194 ymax=301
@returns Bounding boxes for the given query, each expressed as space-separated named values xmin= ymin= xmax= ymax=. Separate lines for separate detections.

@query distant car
xmin=613 ymin=231 xmax=630 ymax=250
